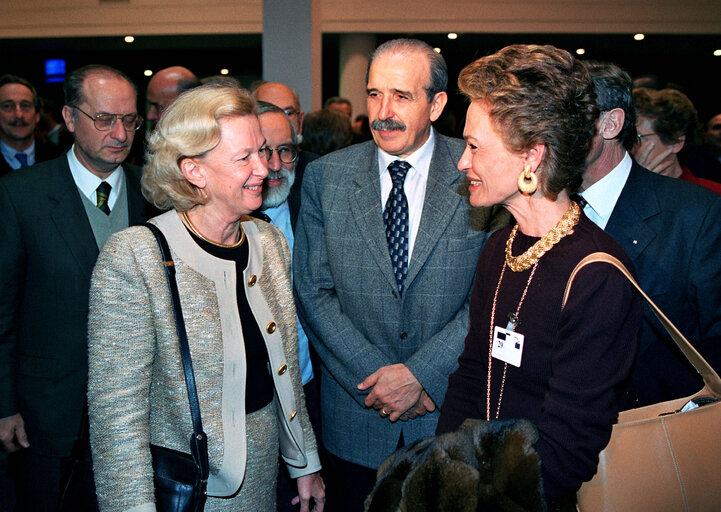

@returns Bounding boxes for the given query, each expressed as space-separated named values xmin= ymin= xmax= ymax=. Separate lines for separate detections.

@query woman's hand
xmin=633 ymin=141 xmax=676 ymax=176
xmin=293 ymin=472 xmax=326 ymax=512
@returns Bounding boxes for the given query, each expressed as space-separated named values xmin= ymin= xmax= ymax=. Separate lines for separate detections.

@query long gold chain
xmin=486 ymin=261 xmax=538 ymax=421
xmin=505 ymin=201 xmax=580 ymax=272
xmin=180 ymin=210 xmax=246 ymax=248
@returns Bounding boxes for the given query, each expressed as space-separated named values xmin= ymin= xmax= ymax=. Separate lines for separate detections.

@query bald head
xmin=253 ymin=82 xmax=304 ymax=133
xmin=146 ymin=66 xmax=199 ymax=126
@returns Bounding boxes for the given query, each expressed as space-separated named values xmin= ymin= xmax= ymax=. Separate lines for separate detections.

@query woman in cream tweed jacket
xmin=87 ymin=85 xmax=324 ymax=511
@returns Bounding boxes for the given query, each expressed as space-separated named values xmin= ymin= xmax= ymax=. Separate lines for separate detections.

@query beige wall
xmin=1 ymin=0 xmax=719 ymax=38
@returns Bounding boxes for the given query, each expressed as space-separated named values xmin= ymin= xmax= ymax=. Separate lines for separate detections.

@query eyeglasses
xmin=282 ymin=107 xmax=300 ymax=118
xmin=636 ymin=132 xmax=657 ymax=144
xmin=261 ymin=145 xmax=298 ymax=164
xmin=73 ymin=106 xmax=143 ymax=132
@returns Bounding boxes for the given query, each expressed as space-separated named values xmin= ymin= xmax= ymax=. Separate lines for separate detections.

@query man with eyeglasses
xmin=0 ymin=74 xmax=61 ymax=178
xmin=252 ymin=81 xmax=318 ymax=195
xmin=0 ymin=64 xmax=156 ymax=510
xmin=251 ymin=99 xmax=324 ymax=512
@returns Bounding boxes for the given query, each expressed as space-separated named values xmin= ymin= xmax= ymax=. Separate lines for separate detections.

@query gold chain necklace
xmin=505 ymin=201 xmax=581 ymax=272
xmin=180 ymin=211 xmax=246 ymax=248
xmin=486 ymin=261 xmax=538 ymax=420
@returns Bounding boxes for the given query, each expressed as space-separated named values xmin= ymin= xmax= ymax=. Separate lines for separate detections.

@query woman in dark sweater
xmin=436 ymin=45 xmax=643 ymax=505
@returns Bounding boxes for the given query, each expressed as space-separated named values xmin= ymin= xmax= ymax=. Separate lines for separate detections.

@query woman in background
xmin=632 ymin=87 xmax=721 ymax=194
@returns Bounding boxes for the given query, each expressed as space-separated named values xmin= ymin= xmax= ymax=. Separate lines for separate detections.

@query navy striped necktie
xmin=383 ymin=160 xmax=411 ymax=296
xmin=15 ymin=152 xmax=29 ymax=168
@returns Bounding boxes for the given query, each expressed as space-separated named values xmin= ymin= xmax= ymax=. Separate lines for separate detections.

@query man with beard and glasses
xmin=252 ymin=81 xmax=318 ymax=193
xmin=293 ymin=38 xmax=495 ymax=511
xmin=251 ymin=100 xmax=324 ymax=512
xmin=0 ymin=65 xmax=156 ymax=511
xmin=0 ymin=75 xmax=61 ymax=178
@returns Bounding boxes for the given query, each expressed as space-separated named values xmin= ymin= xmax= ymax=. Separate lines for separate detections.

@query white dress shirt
xmin=580 ymin=151 xmax=632 ymax=229
xmin=1 ymin=139 xmax=35 ymax=170
xmin=377 ymin=127 xmax=436 ymax=261
xmin=67 ymin=145 xmax=124 ymax=210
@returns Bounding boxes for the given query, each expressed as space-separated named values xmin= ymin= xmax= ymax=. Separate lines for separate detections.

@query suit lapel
xmin=605 ymin=162 xmax=660 ymax=261
xmin=405 ymin=136 xmax=463 ymax=286
xmin=288 ymin=188 xmax=301 ymax=232
xmin=47 ymin=157 xmax=99 ymax=278
xmin=349 ymin=145 xmax=398 ymax=291
xmin=0 ymin=155 xmax=12 ymax=178
xmin=124 ymin=164 xmax=150 ymax=225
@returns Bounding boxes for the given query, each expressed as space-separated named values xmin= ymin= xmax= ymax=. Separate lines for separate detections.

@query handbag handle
xmin=145 ymin=223 xmax=210 ymax=481
xmin=562 ymin=252 xmax=721 ymax=397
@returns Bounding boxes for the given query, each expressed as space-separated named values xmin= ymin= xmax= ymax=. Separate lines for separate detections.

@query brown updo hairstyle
xmin=458 ymin=44 xmax=598 ymax=199
xmin=142 ymin=84 xmax=257 ymax=211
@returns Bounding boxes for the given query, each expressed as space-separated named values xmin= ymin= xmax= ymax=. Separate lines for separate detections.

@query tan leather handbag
xmin=563 ymin=253 xmax=721 ymax=512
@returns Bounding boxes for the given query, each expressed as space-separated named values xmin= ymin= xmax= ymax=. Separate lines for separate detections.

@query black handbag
xmin=146 ymin=222 xmax=210 ymax=512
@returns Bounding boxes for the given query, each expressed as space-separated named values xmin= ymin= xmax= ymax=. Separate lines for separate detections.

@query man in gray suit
xmin=294 ymin=39 xmax=490 ymax=511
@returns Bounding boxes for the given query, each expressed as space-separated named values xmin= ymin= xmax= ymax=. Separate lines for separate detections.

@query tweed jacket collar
xmin=149 ymin=210 xmax=264 ymax=281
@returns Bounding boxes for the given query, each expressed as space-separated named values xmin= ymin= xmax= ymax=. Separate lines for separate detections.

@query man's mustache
xmin=8 ymin=120 xmax=29 ymax=127
xmin=266 ymin=169 xmax=288 ymax=181
xmin=371 ymin=118 xmax=406 ymax=131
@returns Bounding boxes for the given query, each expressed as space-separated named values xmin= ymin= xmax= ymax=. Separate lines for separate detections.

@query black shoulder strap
xmin=144 ymin=222 xmax=209 ymax=479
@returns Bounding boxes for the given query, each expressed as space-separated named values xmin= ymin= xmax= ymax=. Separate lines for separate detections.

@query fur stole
xmin=364 ymin=418 xmax=547 ymax=512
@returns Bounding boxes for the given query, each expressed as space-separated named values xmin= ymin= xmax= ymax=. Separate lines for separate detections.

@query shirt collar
xmin=262 ymin=199 xmax=291 ymax=223
xmin=1 ymin=139 xmax=35 ymax=166
xmin=377 ymin=126 xmax=436 ymax=176
xmin=581 ymin=151 xmax=632 ymax=228
xmin=67 ymin=144 xmax=123 ymax=200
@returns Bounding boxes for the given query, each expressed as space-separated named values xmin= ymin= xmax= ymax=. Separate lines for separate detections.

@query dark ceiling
xmin=2 ymin=32 xmax=719 ymax=126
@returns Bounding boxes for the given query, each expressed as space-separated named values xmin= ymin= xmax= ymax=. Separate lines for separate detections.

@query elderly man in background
xmin=251 ymin=100 xmax=324 ymax=512
xmin=580 ymin=61 xmax=721 ymax=409
xmin=253 ymin=80 xmax=317 ymax=196
xmin=145 ymin=65 xmax=199 ymax=127
xmin=294 ymin=38 xmax=493 ymax=511
xmin=0 ymin=64 xmax=155 ymax=510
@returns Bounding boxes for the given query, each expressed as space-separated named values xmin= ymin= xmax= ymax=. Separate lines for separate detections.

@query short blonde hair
xmin=142 ymin=84 xmax=257 ymax=211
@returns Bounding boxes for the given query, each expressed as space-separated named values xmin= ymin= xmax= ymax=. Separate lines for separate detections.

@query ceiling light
xmin=576 ymin=48 xmax=586 ymax=55
xmin=714 ymin=49 xmax=721 ymax=56
xmin=634 ymin=33 xmax=645 ymax=41
xmin=434 ymin=48 xmax=441 ymax=54
xmin=144 ymin=70 xmax=153 ymax=77
xmin=447 ymin=33 xmax=458 ymax=40
xmin=220 ymin=69 xmax=229 ymax=75
xmin=124 ymin=35 xmax=135 ymax=43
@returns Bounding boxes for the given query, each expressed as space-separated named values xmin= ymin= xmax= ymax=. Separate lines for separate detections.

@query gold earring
xmin=517 ymin=164 xmax=538 ymax=195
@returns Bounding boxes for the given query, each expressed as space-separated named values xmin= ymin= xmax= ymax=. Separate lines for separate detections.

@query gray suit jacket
xmin=294 ymin=134 xmax=491 ymax=468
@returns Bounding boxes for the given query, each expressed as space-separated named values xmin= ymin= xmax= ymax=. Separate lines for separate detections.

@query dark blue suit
xmin=605 ymin=162 xmax=721 ymax=408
